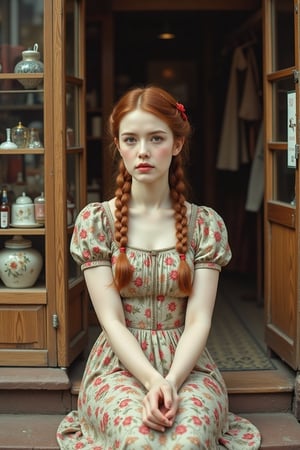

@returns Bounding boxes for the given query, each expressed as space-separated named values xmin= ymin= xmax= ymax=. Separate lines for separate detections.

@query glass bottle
xmin=0 ymin=189 xmax=10 ymax=229
xmin=34 ymin=192 xmax=45 ymax=224
xmin=0 ymin=128 xmax=18 ymax=149
xmin=28 ymin=128 xmax=42 ymax=148
xmin=11 ymin=122 xmax=29 ymax=148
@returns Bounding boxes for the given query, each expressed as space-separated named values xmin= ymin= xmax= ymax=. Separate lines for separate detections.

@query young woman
xmin=57 ymin=86 xmax=261 ymax=449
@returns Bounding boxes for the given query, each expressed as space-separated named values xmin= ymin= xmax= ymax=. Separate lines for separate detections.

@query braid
xmin=114 ymin=160 xmax=133 ymax=290
xmin=170 ymin=155 xmax=192 ymax=295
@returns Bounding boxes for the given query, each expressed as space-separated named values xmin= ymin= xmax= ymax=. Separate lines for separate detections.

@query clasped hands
xmin=142 ymin=377 xmax=179 ymax=432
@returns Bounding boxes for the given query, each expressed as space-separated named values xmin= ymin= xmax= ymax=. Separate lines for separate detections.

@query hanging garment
xmin=217 ymin=46 xmax=261 ymax=171
xmin=245 ymin=122 xmax=264 ymax=212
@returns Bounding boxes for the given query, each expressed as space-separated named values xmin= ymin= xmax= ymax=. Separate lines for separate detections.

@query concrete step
xmin=0 ymin=413 xmax=300 ymax=449
xmin=0 ymin=367 xmax=72 ymax=414
xmin=0 ymin=358 xmax=295 ymax=416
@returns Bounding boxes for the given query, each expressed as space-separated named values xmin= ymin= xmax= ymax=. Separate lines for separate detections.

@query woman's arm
xmin=165 ymin=268 xmax=220 ymax=390
xmin=84 ymin=265 xmax=163 ymax=390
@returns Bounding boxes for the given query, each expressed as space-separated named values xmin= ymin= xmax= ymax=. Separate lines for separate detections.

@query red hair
xmin=109 ymin=86 xmax=192 ymax=295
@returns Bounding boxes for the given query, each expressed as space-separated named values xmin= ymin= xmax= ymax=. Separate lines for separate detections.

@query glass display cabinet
xmin=0 ymin=0 xmax=87 ymax=368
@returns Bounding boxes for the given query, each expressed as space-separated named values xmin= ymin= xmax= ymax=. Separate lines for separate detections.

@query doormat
xmin=207 ymin=299 xmax=275 ymax=371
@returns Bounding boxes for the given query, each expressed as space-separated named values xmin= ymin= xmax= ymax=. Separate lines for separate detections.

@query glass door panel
xmin=272 ymin=77 xmax=294 ymax=141
xmin=271 ymin=0 xmax=294 ymax=71
xmin=272 ymin=150 xmax=295 ymax=203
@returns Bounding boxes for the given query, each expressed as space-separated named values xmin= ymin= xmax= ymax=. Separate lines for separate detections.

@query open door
xmin=263 ymin=0 xmax=300 ymax=369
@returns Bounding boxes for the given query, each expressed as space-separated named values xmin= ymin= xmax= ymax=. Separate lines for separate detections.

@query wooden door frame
xmin=263 ymin=0 xmax=300 ymax=369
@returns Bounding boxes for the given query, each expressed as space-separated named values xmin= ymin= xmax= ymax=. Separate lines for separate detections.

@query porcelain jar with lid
xmin=0 ymin=235 xmax=43 ymax=288
xmin=14 ymin=43 xmax=44 ymax=89
xmin=11 ymin=192 xmax=35 ymax=227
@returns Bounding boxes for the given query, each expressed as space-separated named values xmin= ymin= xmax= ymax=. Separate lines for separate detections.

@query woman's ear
xmin=172 ymin=137 xmax=185 ymax=156
xmin=114 ymin=137 xmax=120 ymax=151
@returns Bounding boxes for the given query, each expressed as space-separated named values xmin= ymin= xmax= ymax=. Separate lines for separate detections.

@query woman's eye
xmin=124 ymin=136 xmax=136 ymax=144
xmin=152 ymin=135 xmax=163 ymax=143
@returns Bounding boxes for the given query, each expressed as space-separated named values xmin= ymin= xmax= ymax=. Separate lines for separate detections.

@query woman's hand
xmin=142 ymin=378 xmax=179 ymax=432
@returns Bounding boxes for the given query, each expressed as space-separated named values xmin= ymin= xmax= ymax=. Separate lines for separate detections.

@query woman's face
xmin=116 ymin=109 xmax=183 ymax=185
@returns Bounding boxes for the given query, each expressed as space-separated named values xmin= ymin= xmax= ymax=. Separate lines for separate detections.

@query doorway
xmin=113 ymin=9 xmax=264 ymax=309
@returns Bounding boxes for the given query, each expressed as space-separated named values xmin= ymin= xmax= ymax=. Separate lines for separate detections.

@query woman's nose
xmin=138 ymin=140 xmax=149 ymax=157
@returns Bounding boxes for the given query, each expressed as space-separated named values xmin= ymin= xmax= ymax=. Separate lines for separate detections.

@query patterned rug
xmin=207 ymin=298 xmax=275 ymax=371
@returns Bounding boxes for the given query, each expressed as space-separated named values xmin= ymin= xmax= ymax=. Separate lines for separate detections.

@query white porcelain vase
xmin=0 ymin=235 xmax=43 ymax=288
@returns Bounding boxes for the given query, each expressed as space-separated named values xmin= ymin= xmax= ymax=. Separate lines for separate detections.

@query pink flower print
xmin=79 ymin=228 xmax=87 ymax=239
xmin=192 ymin=416 xmax=202 ymax=426
xmin=75 ymin=443 xmax=84 ymax=449
xmin=168 ymin=302 xmax=176 ymax=312
xmin=175 ymin=424 xmax=187 ymax=434
xmin=214 ymin=231 xmax=221 ymax=242
xmin=191 ymin=397 xmax=203 ymax=407
xmin=159 ymin=349 xmax=164 ymax=359
xmin=139 ymin=424 xmax=150 ymax=435
xmin=95 ymin=383 xmax=109 ymax=400
xmin=243 ymin=433 xmax=255 ymax=440
xmin=169 ymin=343 xmax=175 ymax=354
xmin=114 ymin=416 xmax=121 ymax=426
xmin=124 ymin=303 xmax=133 ymax=313
xmin=141 ymin=340 xmax=148 ymax=350
xmin=145 ymin=308 xmax=151 ymax=318
xmin=83 ymin=249 xmax=91 ymax=260
xmin=170 ymin=270 xmax=178 ymax=281
xmin=119 ymin=399 xmax=131 ymax=408
xmin=174 ymin=319 xmax=181 ymax=327
xmin=198 ymin=216 xmax=205 ymax=225
xmin=101 ymin=412 xmax=109 ymax=430
xmin=204 ymin=415 xmax=211 ymax=425
xmin=157 ymin=295 xmax=165 ymax=302
xmin=134 ymin=277 xmax=143 ymax=287
xmin=66 ymin=415 xmax=74 ymax=423
xmin=217 ymin=219 xmax=223 ymax=230
xmin=204 ymin=226 xmax=210 ymax=237
xmin=123 ymin=416 xmax=132 ymax=426
xmin=115 ymin=440 xmax=121 ymax=448
xmin=103 ymin=356 xmax=111 ymax=366
xmin=93 ymin=246 xmax=100 ymax=254
xmin=81 ymin=210 xmax=90 ymax=221
xmin=149 ymin=352 xmax=154 ymax=362
xmin=94 ymin=376 xmax=103 ymax=386
xmin=164 ymin=256 xmax=174 ymax=266
xmin=203 ymin=377 xmax=222 ymax=395
xmin=157 ymin=323 xmax=163 ymax=330
xmin=96 ymin=346 xmax=103 ymax=357
xmin=144 ymin=257 xmax=151 ymax=267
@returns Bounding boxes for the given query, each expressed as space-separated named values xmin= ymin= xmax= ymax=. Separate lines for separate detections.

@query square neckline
xmin=101 ymin=200 xmax=199 ymax=253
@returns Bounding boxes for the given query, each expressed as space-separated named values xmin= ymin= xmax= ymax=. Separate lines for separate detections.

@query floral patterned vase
xmin=0 ymin=235 xmax=43 ymax=288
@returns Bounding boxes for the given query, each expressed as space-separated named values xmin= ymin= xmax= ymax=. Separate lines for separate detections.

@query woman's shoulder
xmin=188 ymin=202 xmax=226 ymax=225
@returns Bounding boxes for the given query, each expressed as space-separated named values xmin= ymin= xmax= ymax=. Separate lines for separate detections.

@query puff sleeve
xmin=192 ymin=206 xmax=232 ymax=271
xmin=70 ymin=203 xmax=113 ymax=271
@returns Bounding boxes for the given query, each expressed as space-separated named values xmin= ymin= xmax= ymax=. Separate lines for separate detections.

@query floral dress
xmin=57 ymin=201 xmax=261 ymax=450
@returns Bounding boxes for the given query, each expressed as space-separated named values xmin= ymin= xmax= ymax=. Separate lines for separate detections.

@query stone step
xmin=0 ymin=413 xmax=300 ymax=449
xmin=0 ymin=367 xmax=72 ymax=415
xmin=0 ymin=359 xmax=295 ymax=415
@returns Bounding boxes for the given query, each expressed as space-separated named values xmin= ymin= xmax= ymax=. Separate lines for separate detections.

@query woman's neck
xmin=130 ymin=182 xmax=172 ymax=211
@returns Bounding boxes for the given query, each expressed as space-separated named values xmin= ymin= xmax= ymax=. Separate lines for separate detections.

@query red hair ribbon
xmin=179 ymin=254 xmax=186 ymax=261
xmin=119 ymin=247 xmax=126 ymax=253
xmin=176 ymin=102 xmax=188 ymax=121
